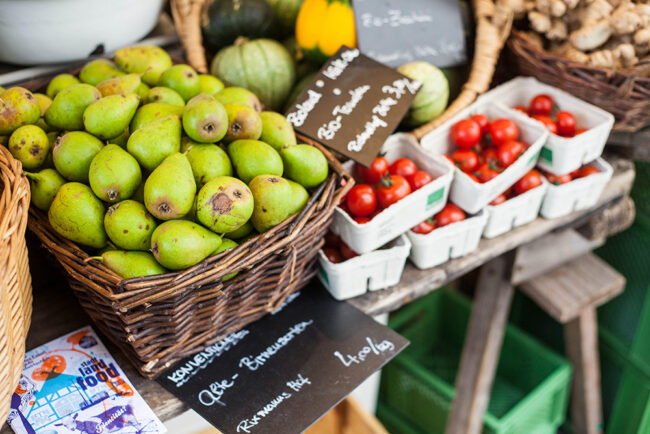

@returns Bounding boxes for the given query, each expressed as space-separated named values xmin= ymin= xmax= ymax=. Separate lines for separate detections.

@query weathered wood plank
xmin=578 ymin=196 xmax=635 ymax=241
xmin=349 ymin=156 xmax=634 ymax=316
xmin=565 ymin=308 xmax=604 ymax=434
xmin=445 ymin=252 xmax=516 ymax=434
xmin=519 ymin=253 xmax=625 ymax=323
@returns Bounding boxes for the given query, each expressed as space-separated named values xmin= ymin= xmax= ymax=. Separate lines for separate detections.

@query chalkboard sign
xmin=157 ymin=286 xmax=409 ymax=433
xmin=285 ymin=46 xmax=420 ymax=166
xmin=353 ymin=0 xmax=467 ymax=68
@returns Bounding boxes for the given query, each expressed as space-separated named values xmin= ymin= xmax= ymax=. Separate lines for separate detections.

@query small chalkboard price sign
xmin=157 ymin=286 xmax=409 ymax=434
xmin=285 ymin=46 xmax=420 ymax=167
xmin=353 ymin=0 xmax=467 ymax=68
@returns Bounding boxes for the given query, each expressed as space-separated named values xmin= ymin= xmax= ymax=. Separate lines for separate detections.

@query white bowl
xmin=0 ymin=0 xmax=164 ymax=65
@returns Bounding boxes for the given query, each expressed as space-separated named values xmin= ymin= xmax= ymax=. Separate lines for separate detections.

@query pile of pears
xmin=0 ymin=45 xmax=329 ymax=280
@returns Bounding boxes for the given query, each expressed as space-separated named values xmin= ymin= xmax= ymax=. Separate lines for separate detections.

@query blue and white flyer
xmin=7 ymin=326 xmax=166 ymax=434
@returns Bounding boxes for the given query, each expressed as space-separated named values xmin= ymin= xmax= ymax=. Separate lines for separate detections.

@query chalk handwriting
xmin=333 ymin=337 xmax=396 ymax=367
xmin=239 ymin=320 xmax=314 ymax=371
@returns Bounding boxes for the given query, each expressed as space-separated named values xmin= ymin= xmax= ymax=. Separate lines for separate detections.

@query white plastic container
xmin=540 ymin=158 xmax=613 ymax=219
xmin=421 ymin=101 xmax=547 ymax=214
xmin=479 ymin=77 xmax=615 ymax=175
xmin=317 ymin=235 xmax=411 ymax=301
xmin=332 ymin=133 xmax=453 ymax=254
xmin=407 ymin=210 xmax=487 ymax=270
xmin=483 ymin=178 xmax=548 ymax=238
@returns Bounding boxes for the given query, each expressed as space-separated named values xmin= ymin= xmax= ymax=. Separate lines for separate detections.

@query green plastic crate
xmin=380 ymin=289 xmax=572 ymax=434
xmin=377 ymin=402 xmax=424 ymax=434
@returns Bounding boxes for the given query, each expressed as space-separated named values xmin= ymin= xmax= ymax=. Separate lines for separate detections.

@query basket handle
xmin=171 ymin=0 xmax=209 ymax=73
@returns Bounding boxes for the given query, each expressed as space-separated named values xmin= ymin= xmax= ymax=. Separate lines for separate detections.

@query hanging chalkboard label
xmin=353 ymin=0 xmax=467 ymax=68
xmin=157 ymin=286 xmax=409 ymax=433
xmin=285 ymin=46 xmax=420 ymax=166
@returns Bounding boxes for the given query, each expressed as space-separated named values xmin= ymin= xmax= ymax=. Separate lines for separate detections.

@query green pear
xmin=228 ymin=139 xmax=283 ymax=183
xmin=89 ymin=145 xmax=141 ymax=203
xmin=226 ymin=220 xmax=254 ymax=240
xmin=34 ymin=93 xmax=52 ymax=115
xmin=287 ymin=179 xmax=309 ymax=216
xmin=158 ymin=65 xmax=200 ymax=102
xmin=96 ymin=250 xmax=166 ymax=279
xmin=196 ymin=176 xmax=254 ymax=233
xmin=25 ymin=168 xmax=66 ymax=211
xmin=281 ymin=144 xmax=328 ymax=188
xmin=79 ymin=59 xmax=125 ymax=85
xmin=127 ymin=114 xmax=181 ymax=172
xmin=45 ymin=83 xmax=101 ymax=130
xmin=223 ymin=103 xmax=262 ymax=143
xmin=114 ymin=45 xmax=172 ymax=86
xmin=104 ymin=200 xmax=157 ymax=250
xmin=186 ymin=144 xmax=232 ymax=188
xmin=143 ymin=87 xmax=185 ymax=106
xmin=259 ymin=111 xmax=296 ymax=152
xmin=213 ymin=238 xmax=238 ymax=281
xmin=249 ymin=175 xmax=293 ymax=232
xmin=8 ymin=125 xmax=51 ymax=170
xmin=182 ymin=93 xmax=228 ymax=143
xmin=130 ymin=102 xmax=184 ymax=131
xmin=112 ymin=126 xmax=130 ymax=148
xmin=144 ymin=153 xmax=196 ymax=220
xmin=135 ymin=82 xmax=150 ymax=99
xmin=0 ymin=87 xmax=41 ymax=135
xmin=151 ymin=220 xmax=222 ymax=270
xmin=198 ymin=75 xmax=224 ymax=95
xmin=48 ymin=182 xmax=107 ymax=248
xmin=45 ymin=74 xmax=80 ymax=98
xmin=34 ymin=117 xmax=55 ymax=133
xmin=96 ymin=73 xmax=141 ymax=97
xmin=52 ymin=131 xmax=104 ymax=182
xmin=215 ymin=87 xmax=262 ymax=112
xmin=83 ymin=93 xmax=140 ymax=140
xmin=180 ymin=136 xmax=198 ymax=153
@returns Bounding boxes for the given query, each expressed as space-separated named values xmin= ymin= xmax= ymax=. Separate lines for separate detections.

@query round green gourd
xmin=201 ymin=0 xmax=280 ymax=52
xmin=211 ymin=38 xmax=296 ymax=111
xmin=266 ymin=0 xmax=304 ymax=34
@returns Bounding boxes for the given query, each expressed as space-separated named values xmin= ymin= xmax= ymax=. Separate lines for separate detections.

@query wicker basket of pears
xmin=1 ymin=45 xmax=351 ymax=378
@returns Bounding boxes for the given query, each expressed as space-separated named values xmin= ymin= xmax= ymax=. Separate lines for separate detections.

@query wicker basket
xmin=170 ymin=0 xmax=514 ymax=142
xmin=0 ymin=146 xmax=32 ymax=421
xmin=508 ymin=30 xmax=650 ymax=133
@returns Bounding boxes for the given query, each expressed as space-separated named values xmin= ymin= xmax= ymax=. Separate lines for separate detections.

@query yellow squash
xmin=295 ymin=0 xmax=356 ymax=63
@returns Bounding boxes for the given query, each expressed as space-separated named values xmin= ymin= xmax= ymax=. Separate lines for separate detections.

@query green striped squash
xmin=210 ymin=38 xmax=296 ymax=111
xmin=266 ymin=0 xmax=304 ymax=33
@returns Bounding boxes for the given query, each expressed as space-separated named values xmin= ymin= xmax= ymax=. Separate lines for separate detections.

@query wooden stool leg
xmin=564 ymin=307 xmax=604 ymax=434
xmin=446 ymin=252 xmax=515 ymax=434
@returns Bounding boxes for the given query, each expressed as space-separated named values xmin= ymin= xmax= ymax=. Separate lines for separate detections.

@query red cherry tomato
xmin=322 ymin=247 xmax=343 ymax=263
xmin=324 ymin=231 xmax=340 ymax=247
xmin=377 ymin=175 xmax=412 ymax=208
xmin=496 ymin=140 xmax=525 ymax=168
xmin=407 ymin=170 xmax=434 ymax=190
xmin=470 ymin=114 xmax=490 ymax=135
xmin=577 ymin=166 xmax=599 ymax=178
xmin=528 ymin=94 xmax=555 ymax=116
xmin=346 ymin=185 xmax=377 ymax=217
xmin=569 ymin=169 xmax=580 ymax=178
xmin=354 ymin=216 xmax=370 ymax=224
xmin=489 ymin=118 xmax=519 ymax=146
xmin=451 ymin=149 xmax=480 ymax=173
xmin=533 ymin=115 xmax=558 ymax=135
xmin=514 ymin=169 xmax=543 ymax=195
xmin=481 ymin=148 xmax=498 ymax=165
xmin=513 ymin=105 xmax=528 ymax=114
xmin=339 ymin=242 xmax=359 ymax=260
xmin=490 ymin=194 xmax=507 ymax=206
xmin=435 ymin=203 xmax=466 ymax=227
xmin=475 ymin=162 xmax=500 ymax=183
xmin=451 ymin=118 xmax=482 ymax=149
xmin=357 ymin=156 xmax=389 ymax=184
xmin=411 ymin=219 xmax=436 ymax=234
xmin=466 ymin=173 xmax=480 ymax=183
xmin=545 ymin=172 xmax=572 ymax=185
xmin=556 ymin=111 xmax=577 ymax=137
xmin=575 ymin=127 xmax=588 ymax=135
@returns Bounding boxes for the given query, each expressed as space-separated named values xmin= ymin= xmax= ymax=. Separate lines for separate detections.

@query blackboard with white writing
xmin=285 ymin=46 xmax=420 ymax=166
xmin=353 ymin=0 xmax=467 ymax=68
xmin=157 ymin=286 xmax=409 ymax=434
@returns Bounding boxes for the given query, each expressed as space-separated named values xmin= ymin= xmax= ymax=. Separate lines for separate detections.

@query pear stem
xmin=85 ymin=256 xmax=103 ymax=263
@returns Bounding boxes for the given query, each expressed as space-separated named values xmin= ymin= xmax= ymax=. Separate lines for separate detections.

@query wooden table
xmin=1 ymin=155 xmax=635 ymax=433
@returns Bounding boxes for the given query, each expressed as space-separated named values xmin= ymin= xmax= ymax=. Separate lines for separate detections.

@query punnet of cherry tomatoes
xmin=445 ymin=114 xmax=531 ymax=183
xmin=540 ymin=164 xmax=601 ymax=186
xmin=513 ymin=93 xmax=586 ymax=138
xmin=341 ymin=155 xmax=435 ymax=223
xmin=321 ymin=230 xmax=400 ymax=263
